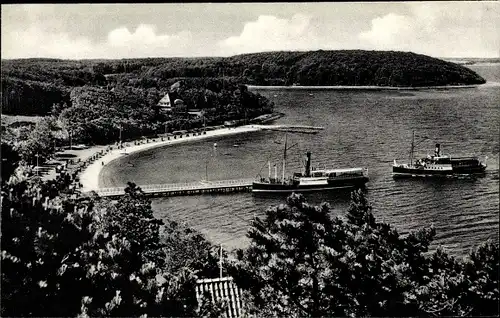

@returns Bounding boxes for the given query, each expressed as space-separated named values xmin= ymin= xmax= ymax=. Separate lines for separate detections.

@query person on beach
xmin=102 ymin=161 xmax=104 ymax=166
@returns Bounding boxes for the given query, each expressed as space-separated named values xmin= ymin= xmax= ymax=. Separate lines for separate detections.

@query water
xmin=101 ymin=64 xmax=500 ymax=256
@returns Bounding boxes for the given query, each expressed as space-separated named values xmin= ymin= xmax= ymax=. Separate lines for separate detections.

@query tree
xmin=413 ymin=241 xmax=499 ymax=316
xmin=1 ymin=179 xmax=221 ymax=317
xmin=1 ymin=142 xmax=20 ymax=184
xmin=229 ymin=193 xmax=343 ymax=316
xmin=14 ymin=117 xmax=55 ymax=164
xmin=230 ymin=190 xmax=499 ymax=317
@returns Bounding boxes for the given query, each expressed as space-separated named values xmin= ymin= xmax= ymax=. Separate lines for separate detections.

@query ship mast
xmin=410 ymin=130 xmax=415 ymax=166
xmin=282 ymin=134 xmax=287 ymax=183
xmin=205 ymin=160 xmax=208 ymax=181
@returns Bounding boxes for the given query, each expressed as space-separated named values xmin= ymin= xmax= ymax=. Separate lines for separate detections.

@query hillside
xmin=1 ymin=50 xmax=486 ymax=116
xmin=225 ymin=50 xmax=486 ymax=86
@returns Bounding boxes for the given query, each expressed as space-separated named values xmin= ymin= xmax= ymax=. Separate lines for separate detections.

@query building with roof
xmin=157 ymin=93 xmax=172 ymax=111
xmin=157 ymin=93 xmax=203 ymax=118
xmin=195 ymin=276 xmax=245 ymax=318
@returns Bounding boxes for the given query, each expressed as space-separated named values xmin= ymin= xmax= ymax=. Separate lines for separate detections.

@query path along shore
xmin=79 ymin=125 xmax=265 ymax=193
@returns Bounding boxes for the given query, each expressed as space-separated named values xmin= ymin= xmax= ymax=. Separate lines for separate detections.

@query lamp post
xmin=69 ymin=129 xmax=72 ymax=150
xmin=35 ymin=153 xmax=39 ymax=176
xmin=219 ymin=244 xmax=223 ymax=279
xmin=205 ymin=160 xmax=208 ymax=181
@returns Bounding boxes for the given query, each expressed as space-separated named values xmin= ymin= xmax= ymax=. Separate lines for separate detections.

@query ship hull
xmin=252 ymin=177 xmax=368 ymax=193
xmin=392 ymin=165 xmax=486 ymax=178
xmin=451 ymin=166 xmax=487 ymax=174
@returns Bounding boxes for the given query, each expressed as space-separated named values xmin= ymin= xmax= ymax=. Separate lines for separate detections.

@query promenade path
xmin=36 ymin=124 xmax=324 ymax=194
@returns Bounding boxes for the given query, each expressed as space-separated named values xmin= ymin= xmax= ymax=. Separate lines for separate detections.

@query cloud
xmin=1 ymin=24 xmax=194 ymax=59
xmin=358 ymin=3 xmax=499 ymax=58
xmin=107 ymin=25 xmax=191 ymax=50
xmin=359 ymin=13 xmax=413 ymax=48
xmin=2 ymin=3 xmax=498 ymax=59
xmin=218 ymin=14 xmax=323 ymax=55
xmin=104 ymin=24 xmax=193 ymax=58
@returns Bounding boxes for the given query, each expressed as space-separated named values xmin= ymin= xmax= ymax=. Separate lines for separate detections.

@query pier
xmin=256 ymin=124 xmax=324 ymax=134
xmin=92 ymin=178 xmax=255 ymax=198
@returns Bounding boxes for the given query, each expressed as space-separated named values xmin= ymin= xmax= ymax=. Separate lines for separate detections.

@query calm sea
xmin=100 ymin=64 xmax=500 ymax=256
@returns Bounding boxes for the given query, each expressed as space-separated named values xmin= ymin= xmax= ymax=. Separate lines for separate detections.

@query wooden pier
xmin=258 ymin=124 xmax=324 ymax=134
xmin=93 ymin=178 xmax=255 ymax=198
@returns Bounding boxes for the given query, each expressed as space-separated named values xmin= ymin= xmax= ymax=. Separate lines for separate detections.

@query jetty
xmin=255 ymin=124 xmax=324 ymax=134
xmin=92 ymin=178 xmax=255 ymax=198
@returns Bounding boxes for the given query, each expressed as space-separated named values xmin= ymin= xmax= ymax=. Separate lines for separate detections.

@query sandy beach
xmin=246 ymin=84 xmax=485 ymax=90
xmin=79 ymin=125 xmax=263 ymax=192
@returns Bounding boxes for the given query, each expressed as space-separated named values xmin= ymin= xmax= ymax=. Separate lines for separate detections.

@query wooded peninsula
xmin=2 ymin=50 xmax=486 ymax=116
xmin=1 ymin=50 xmax=487 ymax=153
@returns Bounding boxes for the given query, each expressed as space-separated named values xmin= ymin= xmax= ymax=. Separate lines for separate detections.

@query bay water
xmin=100 ymin=64 xmax=500 ymax=256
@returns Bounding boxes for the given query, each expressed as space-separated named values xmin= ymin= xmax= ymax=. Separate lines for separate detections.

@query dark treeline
xmin=1 ymin=79 xmax=274 ymax=162
xmin=54 ymin=78 xmax=273 ymax=145
xmin=2 ymin=50 xmax=485 ymax=116
xmin=2 ymin=60 xmax=275 ymax=146
xmin=223 ymin=50 xmax=487 ymax=86
xmin=1 ymin=77 xmax=71 ymax=115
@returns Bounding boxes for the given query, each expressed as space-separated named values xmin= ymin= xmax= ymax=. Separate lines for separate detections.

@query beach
xmin=79 ymin=125 xmax=263 ymax=192
xmin=246 ymin=84 xmax=485 ymax=90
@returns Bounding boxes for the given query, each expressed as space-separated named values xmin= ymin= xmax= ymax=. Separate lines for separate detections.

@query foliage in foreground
xmin=1 ymin=178 xmax=221 ymax=317
xmin=230 ymin=191 xmax=499 ymax=317
xmin=1 ymin=155 xmax=497 ymax=317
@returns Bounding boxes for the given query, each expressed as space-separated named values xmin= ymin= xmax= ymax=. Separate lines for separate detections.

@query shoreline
xmin=246 ymin=83 xmax=485 ymax=90
xmin=79 ymin=125 xmax=263 ymax=192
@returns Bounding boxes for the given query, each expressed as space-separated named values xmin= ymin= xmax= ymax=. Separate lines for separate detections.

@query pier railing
xmin=94 ymin=178 xmax=255 ymax=197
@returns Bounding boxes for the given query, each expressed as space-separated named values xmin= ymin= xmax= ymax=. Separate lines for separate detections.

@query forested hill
xmin=225 ymin=50 xmax=486 ymax=86
xmin=3 ymin=50 xmax=486 ymax=87
xmin=1 ymin=50 xmax=486 ymax=116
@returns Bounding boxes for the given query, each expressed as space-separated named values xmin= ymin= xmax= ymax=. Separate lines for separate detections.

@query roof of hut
xmin=195 ymin=277 xmax=244 ymax=318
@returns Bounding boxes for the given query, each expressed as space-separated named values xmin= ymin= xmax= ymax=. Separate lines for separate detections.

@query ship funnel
xmin=435 ymin=144 xmax=441 ymax=157
xmin=305 ymin=151 xmax=312 ymax=177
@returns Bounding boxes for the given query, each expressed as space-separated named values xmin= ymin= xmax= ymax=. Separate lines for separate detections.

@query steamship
xmin=252 ymin=136 xmax=369 ymax=193
xmin=392 ymin=132 xmax=487 ymax=177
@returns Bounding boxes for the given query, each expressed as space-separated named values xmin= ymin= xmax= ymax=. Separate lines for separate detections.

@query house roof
xmin=158 ymin=93 xmax=171 ymax=104
xmin=195 ymin=276 xmax=244 ymax=318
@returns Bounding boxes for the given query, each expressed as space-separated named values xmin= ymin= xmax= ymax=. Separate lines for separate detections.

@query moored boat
xmin=392 ymin=132 xmax=487 ymax=178
xmin=252 ymin=136 xmax=369 ymax=193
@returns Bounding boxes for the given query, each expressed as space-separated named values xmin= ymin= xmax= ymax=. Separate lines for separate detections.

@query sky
xmin=1 ymin=2 xmax=499 ymax=60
